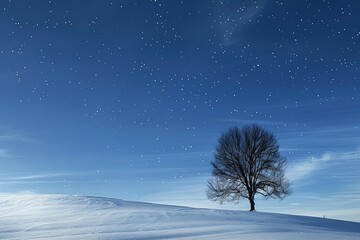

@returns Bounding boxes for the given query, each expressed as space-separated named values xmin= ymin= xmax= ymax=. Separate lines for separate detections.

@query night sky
xmin=1 ymin=0 xmax=359 ymax=222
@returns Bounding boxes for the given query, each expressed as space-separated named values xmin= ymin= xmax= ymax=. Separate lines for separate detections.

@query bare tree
xmin=207 ymin=124 xmax=291 ymax=211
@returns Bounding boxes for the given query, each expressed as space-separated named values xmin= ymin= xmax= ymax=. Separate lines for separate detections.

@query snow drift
xmin=0 ymin=194 xmax=359 ymax=239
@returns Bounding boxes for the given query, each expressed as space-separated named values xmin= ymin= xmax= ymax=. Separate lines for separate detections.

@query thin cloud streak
xmin=219 ymin=118 xmax=286 ymax=126
xmin=0 ymin=134 xmax=38 ymax=143
xmin=0 ymin=149 xmax=11 ymax=158
xmin=7 ymin=173 xmax=73 ymax=181
xmin=0 ymin=172 xmax=92 ymax=184
xmin=287 ymin=147 xmax=360 ymax=182
xmin=287 ymin=153 xmax=332 ymax=182
xmin=216 ymin=0 xmax=267 ymax=46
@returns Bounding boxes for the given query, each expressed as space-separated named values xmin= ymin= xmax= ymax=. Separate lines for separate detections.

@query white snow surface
xmin=0 ymin=194 xmax=359 ymax=240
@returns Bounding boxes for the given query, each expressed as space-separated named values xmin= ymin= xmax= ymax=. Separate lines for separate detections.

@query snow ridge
xmin=0 ymin=194 xmax=359 ymax=240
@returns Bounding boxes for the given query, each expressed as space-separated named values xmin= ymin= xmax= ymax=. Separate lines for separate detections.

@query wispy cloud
xmin=287 ymin=147 xmax=360 ymax=182
xmin=287 ymin=153 xmax=332 ymax=182
xmin=7 ymin=173 xmax=73 ymax=181
xmin=219 ymin=118 xmax=286 ymax=126
xmin=215 ymin=0 xmax=267 ymax=46
xmin=0 ymin=131 xmax=38 ymax=159
xmin=0 ymin=125 xmax=39 ymax=144
xmin=0 ymin=172 xmax=91 ymax=185
xmin=0 ymin=149 xmax=11 ymax=158
xmin=0 ymin=134 xmax=37 ymax=143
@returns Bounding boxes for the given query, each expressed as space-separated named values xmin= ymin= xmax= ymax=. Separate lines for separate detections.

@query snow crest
xmin=0 ymin=194 xmax=359 ymax=239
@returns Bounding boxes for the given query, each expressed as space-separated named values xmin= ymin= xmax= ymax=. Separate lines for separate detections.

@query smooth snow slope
xmin=0 ymin=194 xmax=359 ymax=240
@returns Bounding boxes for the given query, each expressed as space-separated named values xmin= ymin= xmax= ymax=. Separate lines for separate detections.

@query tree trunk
xmin=249 ymin=195 xmax=255 ymax=211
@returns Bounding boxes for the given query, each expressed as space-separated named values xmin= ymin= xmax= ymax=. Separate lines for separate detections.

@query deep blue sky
xmin=1 ymin=0 xmax=359 ymax=222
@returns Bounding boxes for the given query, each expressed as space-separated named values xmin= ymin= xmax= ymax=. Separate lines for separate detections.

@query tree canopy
xmin=207 ymin=124 xmax=291 ymax=211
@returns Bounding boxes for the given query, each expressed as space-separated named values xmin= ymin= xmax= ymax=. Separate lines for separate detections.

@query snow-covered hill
xmin=0 ymin=194 xmax=358 ymax=240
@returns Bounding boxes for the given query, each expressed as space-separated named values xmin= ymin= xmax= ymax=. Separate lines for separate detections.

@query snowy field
xmin=0 ymin=194 xmax=359 ymax=240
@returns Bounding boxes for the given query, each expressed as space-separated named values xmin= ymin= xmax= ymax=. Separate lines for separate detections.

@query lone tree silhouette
xmin=207 ymin=124 xmax=291 ymax=211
